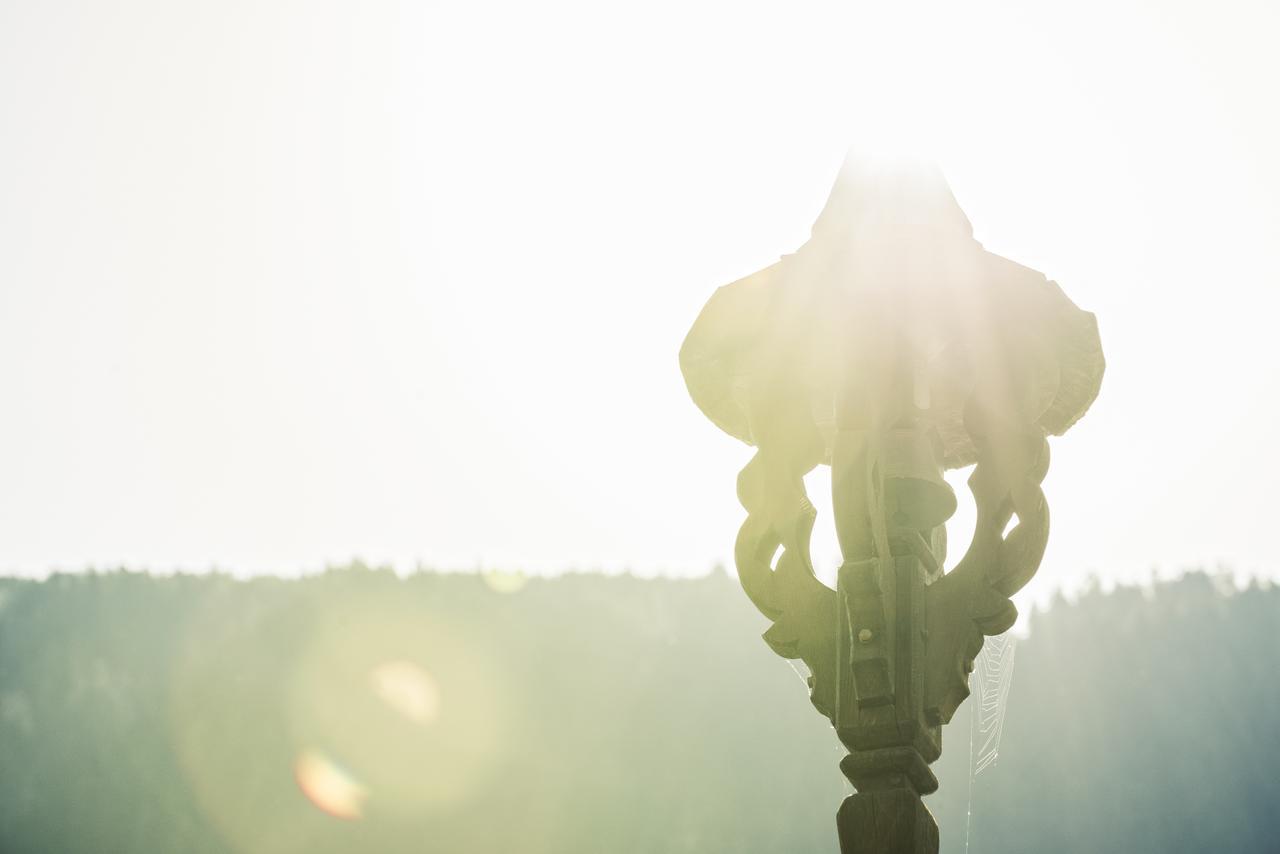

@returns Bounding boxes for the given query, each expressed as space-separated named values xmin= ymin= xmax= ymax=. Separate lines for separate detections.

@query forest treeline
xmin=0 ymin=567 xmax=1276 ymax=853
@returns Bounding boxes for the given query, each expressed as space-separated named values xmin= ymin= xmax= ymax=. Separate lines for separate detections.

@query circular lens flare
xmin=294 ymin=749 xmax=368 ymax=820
xmin=369 ymin=660 xmax=441 ymax=725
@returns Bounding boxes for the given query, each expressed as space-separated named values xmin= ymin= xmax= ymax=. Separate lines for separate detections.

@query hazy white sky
xmin=1 ymin=0 xmax=1277 ymax=597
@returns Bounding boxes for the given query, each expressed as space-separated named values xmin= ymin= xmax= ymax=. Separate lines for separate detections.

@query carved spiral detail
xmin=733 ymin=439 xmax=839 ymax=716
xmin=729 ymin=397 xmax=1055 ymax=730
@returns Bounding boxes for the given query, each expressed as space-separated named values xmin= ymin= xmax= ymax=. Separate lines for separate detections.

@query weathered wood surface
xmin=839 ymin=747 xmax=940 ymax=854
xmin=837 ymin=789 xmax=939 ymax=854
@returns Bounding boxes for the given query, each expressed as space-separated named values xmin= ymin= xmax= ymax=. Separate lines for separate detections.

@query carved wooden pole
xmin=680 ymin=155 xmax=1104 ymax=854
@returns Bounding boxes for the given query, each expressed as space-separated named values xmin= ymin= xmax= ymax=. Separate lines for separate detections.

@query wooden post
xmin=832 ymin=385 xmax=950 ymax=854
xmin=837 ymin=746 xmax=939 ymax=854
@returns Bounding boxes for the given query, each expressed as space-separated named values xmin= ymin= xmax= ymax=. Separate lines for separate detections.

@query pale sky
xmin=1 ymin=0 xmax=1277 ymax=599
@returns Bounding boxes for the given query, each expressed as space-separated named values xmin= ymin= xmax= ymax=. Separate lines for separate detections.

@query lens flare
xmin=283 ymin=594 xmax=509 ymax=814
xmin=294 ymin=749 xmax=369 ymax=820
xmin=369 ymin=660 xmax=440 ymax=725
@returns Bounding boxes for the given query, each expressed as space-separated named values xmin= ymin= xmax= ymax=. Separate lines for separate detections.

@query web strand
xmin=965 ymin=632 xmax=1018 ymax=853
xmin=973 ymin=633 xmax=1017 ymax=775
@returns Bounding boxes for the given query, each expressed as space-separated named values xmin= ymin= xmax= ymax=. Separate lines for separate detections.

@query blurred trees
xmin=0 ymin=568 xmax=1274 ymax=853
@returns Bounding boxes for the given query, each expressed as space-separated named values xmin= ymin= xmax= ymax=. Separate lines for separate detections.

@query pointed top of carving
xmin=810 ymin=151 xmax=973 ymax=242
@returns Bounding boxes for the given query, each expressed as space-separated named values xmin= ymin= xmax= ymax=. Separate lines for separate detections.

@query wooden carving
xmin=680 ymin=155 xmax=1104 ymax=854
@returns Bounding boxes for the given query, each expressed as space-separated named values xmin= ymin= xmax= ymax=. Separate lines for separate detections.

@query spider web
xmin=972 ymin=632 xmax=1018 ymax=774
xmin=965 ymin=632 xmax=1018 ymax=853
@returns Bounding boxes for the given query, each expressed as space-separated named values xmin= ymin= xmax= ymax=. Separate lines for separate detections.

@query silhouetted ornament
xmin=680 ymin=157 xmax=1104 ymax=469
xmin=679 ymin=153 xmax=1105 ymax=854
